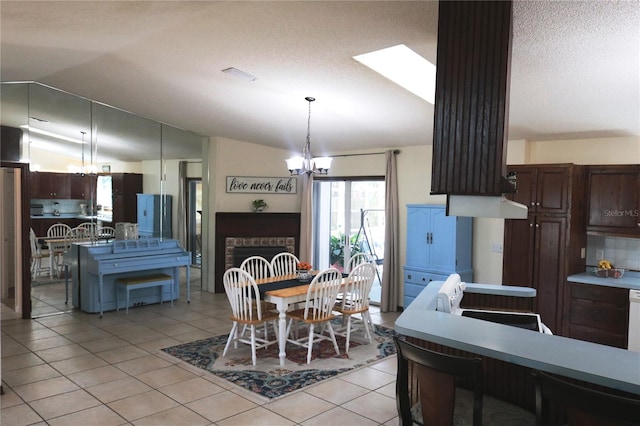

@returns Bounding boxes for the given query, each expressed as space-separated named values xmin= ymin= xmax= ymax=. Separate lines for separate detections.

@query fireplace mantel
xmin=214 ymin=212 xmax=301 ymax=292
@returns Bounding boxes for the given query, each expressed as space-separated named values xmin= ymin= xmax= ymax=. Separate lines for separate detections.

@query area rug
xmin=161 ymin=320 xmax=397 ymax=399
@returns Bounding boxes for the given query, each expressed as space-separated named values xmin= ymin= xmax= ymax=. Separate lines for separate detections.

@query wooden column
xmin=431 ymin=1 xmax=515 ymax=196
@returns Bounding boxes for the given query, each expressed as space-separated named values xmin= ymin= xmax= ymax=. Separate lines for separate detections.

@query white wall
xmin=213 ymin=138 xmax=302 ymax=213
xmin=526 ymin=137 xmax=640 ymax=165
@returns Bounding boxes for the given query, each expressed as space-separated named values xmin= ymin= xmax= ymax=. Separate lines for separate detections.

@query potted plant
xmin=251 ymin=199 xmax=267 ymax=213
xmin=329 ymin=233 xmax=363 ymax=271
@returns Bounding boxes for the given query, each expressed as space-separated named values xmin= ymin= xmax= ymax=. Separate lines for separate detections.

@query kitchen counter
xmin=31 ymin=213 xmax=100 ymax=220
xmin=395 ymin=280 xmax=640 ymax=396
xmin=567 ymin=270 xmax=640 ymax=290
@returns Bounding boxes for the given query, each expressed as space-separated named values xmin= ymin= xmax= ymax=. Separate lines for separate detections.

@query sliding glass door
xmin=313 ymin=178 xmax=385 ymax=304
xmin=187 ymin=178 xmax=202 ymax=267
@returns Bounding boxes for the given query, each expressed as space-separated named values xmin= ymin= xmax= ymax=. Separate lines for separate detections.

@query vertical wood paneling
xmin=431 ymin=1 xmax=514 ymax=196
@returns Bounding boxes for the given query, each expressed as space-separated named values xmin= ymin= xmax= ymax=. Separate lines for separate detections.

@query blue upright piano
xmin=65 ymin=238 xmax=191 ymax=316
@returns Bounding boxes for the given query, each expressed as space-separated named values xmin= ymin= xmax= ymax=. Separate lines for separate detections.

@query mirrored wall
xmin=1 ymin=81 xmax=204 ymax=317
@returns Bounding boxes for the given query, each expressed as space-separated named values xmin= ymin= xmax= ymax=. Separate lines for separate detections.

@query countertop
xmin=30 ymin=214 xmax=105 ymax=221
xmin=395 ymin=280 xmax=640 ymax=395
xmin=567 ymin=270 xmax=640 ymax=290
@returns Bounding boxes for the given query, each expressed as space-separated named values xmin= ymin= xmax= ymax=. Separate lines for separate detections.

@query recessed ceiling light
xmin=222 ymin=67 xmax=257 ymax=82
xmin=353 ymin=44 xmax=436 ymax=104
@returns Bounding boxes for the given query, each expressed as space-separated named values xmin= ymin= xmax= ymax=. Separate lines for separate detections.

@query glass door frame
xmin=312 ymin=175 xmax=385 ymax=272
xmin=186 ymin=177 xmax=202 ymax=268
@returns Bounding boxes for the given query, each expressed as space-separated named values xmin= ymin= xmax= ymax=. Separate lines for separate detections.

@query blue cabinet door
xmin=403 ymin=204 xmax=473 ymax=307
xmin=406 ymin=205 xmax=472 ymax=273
xmin=429 ymin=207 xmax=458 ymax=271
xmin=137 ymin=194 xmax=172 ymax=238
xmin=137 ymin=194 xmax=155 ymax=234
xmin=406 ymin=206 xmax=430 ymax=267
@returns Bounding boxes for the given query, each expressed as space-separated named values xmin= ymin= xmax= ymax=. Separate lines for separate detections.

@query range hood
xmin=430 ymin=1 xmax=528 ymax=219
xmin=447 ymin=195 xmax=528 ymax=219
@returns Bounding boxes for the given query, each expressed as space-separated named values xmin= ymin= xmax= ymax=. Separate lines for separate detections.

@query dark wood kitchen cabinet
xmin=30 ymin=172 xmax=70 ymax=199
xmin=110 ymin=173 xmax=142 ymax=223
xmin=32 ymin=172 xmax=96 ymax=200
xmin=68 ymin=173 xmax=96 ymax=200
xmin=503 ymin=164 xmax=587 ymax=333
xmin=562 ymin=282 xmax=629 ymax=348
xmin=587 ymin=165 xmax=640 ymax=237
xmin=507 ymin=165 xmax=571 ymax=214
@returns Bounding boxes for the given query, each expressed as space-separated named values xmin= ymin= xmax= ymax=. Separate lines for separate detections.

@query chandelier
xmin=286 ymin=96 xmax=332 ymax=176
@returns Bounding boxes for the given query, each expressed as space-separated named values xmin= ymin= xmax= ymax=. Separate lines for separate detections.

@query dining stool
xmin=394 ymin=336 xmax=535 ymax=426
xmin=533 ymin=370 xmax=640 ymax=426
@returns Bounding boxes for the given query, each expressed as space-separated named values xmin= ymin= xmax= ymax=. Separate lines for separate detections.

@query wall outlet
xmin=580 ymin=247 xmax=586 ymax=259
xmin=491 ymin=242 xmax=503 ymax=253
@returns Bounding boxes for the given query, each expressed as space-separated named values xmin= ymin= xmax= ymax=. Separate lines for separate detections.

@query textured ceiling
xmin=1 ymin=1 xmax=638 ymax=161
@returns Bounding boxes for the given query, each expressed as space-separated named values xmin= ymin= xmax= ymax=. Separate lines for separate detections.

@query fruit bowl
xmin=593 ymin=268 xmax=625 ymax=279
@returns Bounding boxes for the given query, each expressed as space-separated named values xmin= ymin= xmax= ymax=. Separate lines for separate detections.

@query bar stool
xmin=533 ymin=370 xmax=640 ymax=426
xmin=394 ymin=336 xmax=535 ymax=425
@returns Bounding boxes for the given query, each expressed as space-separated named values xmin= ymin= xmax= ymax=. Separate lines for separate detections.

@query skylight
xmin=353 ymin=44 xmax=436 ymax=104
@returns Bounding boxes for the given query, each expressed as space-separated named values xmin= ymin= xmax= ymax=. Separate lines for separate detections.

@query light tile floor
xmin=1 ymin=272 xmax=401 ymax=425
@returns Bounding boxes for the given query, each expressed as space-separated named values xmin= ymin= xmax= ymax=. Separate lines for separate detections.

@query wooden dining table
xmin=256 ymin=272 xmax=349 ymax=367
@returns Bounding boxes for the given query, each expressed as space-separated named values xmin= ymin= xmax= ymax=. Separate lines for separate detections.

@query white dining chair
xmin=98 ymin=225 xmax=116 ymax=240
xmin=29 ymin=228 xmax=50 ymax=279
xmin=240 ymin=255 xmax=273 ymax=280
xmin=78 ymin=222 xmax=99 ymax=239
xmin=222 ymin=267 xmax=279 ymax=365
xmin=46 ymin=223 xmax=72 ymax=278
xmin=346 ymin=252 xmax=374 ymax=273
xmin=286 ymin=267 xmax=342 ymax=364
xmin=333 ymin=262 xmax=376 ymax=352
xmin=270 ymin=252 xmax=299 ymax=276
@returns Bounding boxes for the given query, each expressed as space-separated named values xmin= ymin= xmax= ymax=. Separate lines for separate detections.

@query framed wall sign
xmin=226 ymin=176 xmax=297 ymax=194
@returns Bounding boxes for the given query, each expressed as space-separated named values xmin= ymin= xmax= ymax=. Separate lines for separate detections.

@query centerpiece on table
xmin=296 ymin=262 xmax=313 ymax=282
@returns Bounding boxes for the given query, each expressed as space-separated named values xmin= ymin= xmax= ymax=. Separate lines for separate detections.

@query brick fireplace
xmin=214 ymin=212 xmax=301 ymax=293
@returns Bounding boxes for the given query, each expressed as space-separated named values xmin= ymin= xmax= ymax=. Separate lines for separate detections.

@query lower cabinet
xmin=562 ymin=282 xmax=629 ymax=348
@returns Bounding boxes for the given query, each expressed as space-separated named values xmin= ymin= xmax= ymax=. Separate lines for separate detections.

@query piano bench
xmin=116 ymin=273 xmax=173 ymax=314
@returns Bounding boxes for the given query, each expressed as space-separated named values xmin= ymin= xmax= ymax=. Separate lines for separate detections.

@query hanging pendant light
xmin=286 ymin=96 xmax=332 ymax=176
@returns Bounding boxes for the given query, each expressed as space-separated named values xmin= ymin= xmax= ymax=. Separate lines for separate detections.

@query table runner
xmin=258 ymin=278 xmax=305 ymax=297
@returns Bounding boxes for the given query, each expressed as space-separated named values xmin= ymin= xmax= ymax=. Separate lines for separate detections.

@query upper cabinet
xmin=31 ymin=172 xmax=70 ymax=199
xmin=69 ymin=173 xmax=96 ymax=200
xmin=506 ymin=165 xmax=575 ymax=215
xmin=587 ymin=165 xmax=640 ymax=237
xmin=31 ymin=171 xmax=95 ymax=200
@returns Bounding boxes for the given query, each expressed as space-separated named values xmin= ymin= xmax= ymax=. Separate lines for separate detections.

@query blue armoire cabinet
xmin=404 ymin=204 xmax=473 ymax=307
xmin=137 ymin=194 xmax=172 ymax=238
